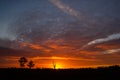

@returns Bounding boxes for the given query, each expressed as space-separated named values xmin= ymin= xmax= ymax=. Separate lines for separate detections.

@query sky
xmin=0 ymin=0 xmax=120 ymax=68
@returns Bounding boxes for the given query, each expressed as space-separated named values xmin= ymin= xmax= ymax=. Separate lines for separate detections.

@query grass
xmin=0 ymin=65 xmax=120 ymax=80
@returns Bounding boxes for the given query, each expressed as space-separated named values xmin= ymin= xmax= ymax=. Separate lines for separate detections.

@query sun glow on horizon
xmin=55 ymin=63 xmax=64 ymax=69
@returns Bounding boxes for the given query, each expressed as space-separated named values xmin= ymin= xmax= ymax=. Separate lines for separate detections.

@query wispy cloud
xmin=81 ymin=33 xmax=120 ymax=49
xmin=0 ymin=26 xmax=16 ymax=41
xmin=49 ymin=0 xmax=81 ymax=18
xmin=102 ymin=48 xmax=120 ymax=54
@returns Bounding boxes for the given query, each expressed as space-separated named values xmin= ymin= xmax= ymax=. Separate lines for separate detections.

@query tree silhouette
xmin=53 ymin=61 xmax=56 ymax=69
xmin=18 ymin=57 xmax=28 ymax=68
xmin=27 ymin=60 xmax=35 ymax=69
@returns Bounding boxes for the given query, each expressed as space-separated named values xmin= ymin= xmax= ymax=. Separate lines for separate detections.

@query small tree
xmin=18 ymin=57 xmax=28 ymax=68
xmin=27 ymin=60 xmax=35 ymax=69
xmin=53 ymin=61 xmax=56 ymax=69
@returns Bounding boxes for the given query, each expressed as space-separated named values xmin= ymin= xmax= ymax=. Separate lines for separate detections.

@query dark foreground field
xmin=0 ymin=65 xmax=120 ymax=80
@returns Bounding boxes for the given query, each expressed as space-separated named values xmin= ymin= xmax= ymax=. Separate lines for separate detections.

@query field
xmin=0 ymin=65 xmax=120 ymax=80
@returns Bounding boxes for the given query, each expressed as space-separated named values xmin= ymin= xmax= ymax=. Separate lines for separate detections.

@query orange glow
xmin=29 ymin=56 xmax=97 ymax=61
xmin=1 ymin=55 xmax=120 ymax=68
xmin=3 ymin=56 xmax=100 ymax=68
xmin=96 ymin=44 xmax=120 ymax=50
xmin=20 ymin=42 xmax=45 ymax=50
xmin=55 ymin=63 xmax=63 ymax=69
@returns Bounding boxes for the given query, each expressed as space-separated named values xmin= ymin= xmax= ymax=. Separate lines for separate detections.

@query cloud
xmin=17 ymin=56 xmax=96 ymax=61
xmin=14 ymin=42 xmax=52 ymax=53
xmin=102 ymin=48 xmax=120 ymax=54
xmin=82 ymin=33 xmax=120 ymax=49
xmin=0 ymin=46 xmax=29 ymax=56
xmin=0 ymin=26 xmax=16 ymax=41
xmin=49 ymin=0 xmax=81 ymax=19
xmin=49 ymin=0 xmax=100 ymax=27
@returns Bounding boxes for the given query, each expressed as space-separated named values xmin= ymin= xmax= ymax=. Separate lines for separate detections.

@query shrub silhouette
xmin=27 ymin=60 xmax=35 ymax=69
xmin=18 ymin=57 xmax=28 ymax=68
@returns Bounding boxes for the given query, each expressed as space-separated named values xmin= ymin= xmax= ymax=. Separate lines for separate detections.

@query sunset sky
xmin=0 ymin=0 xmax=120 ymax=68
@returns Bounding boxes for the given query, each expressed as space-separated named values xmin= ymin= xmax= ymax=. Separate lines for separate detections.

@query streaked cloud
xmin=49 ymin=0 xmax=81 ymax=19
xmin=82 ymin=33 xmax=120 ymax=49
xmin=30 ymin=56 xmax=97 ymax=61
xmin=102 ymin=49 xmax=120 ymax=54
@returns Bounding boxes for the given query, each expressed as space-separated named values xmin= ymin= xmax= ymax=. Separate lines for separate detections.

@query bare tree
xmin=53 ymin=61 xmax=56 ymax=69
xmin=18 ymin=57 xmax=28 ymax=68
xmin=27 ymin=60 xmax=35 ymax=69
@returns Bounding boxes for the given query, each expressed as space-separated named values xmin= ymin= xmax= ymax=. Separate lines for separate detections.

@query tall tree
xmin=18 ymin=57 xmax=28 ymax=68
xmin=27 ymin=60 xmax=35 ymax=69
